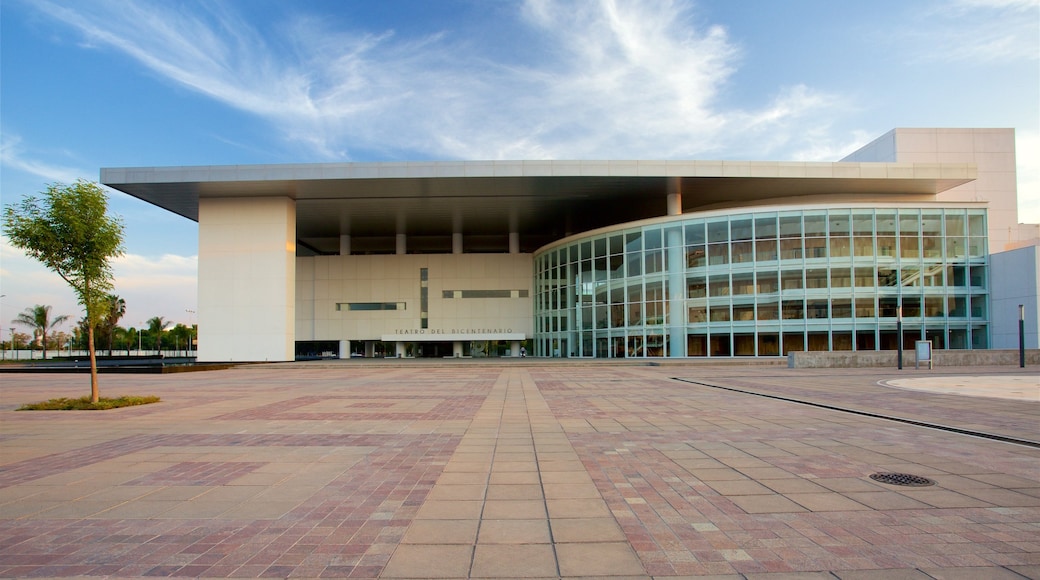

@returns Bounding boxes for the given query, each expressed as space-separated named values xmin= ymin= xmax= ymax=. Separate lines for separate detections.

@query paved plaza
xmin=0 ymin=362 xmax=1038 ymax=579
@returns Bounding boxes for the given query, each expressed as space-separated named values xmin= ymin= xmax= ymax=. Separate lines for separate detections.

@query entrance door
xmin=418 ymin=341 xmax=452 ymax=358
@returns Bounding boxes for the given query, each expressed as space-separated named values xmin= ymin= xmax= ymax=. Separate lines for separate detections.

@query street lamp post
xmin=138 ymin=323 xmax=143 ymax=356
xmin=185 ymin=309 xmax=195 ymax=356
xmin=1019 ymin=304 xmax=1026 ymax=368
xmin=896 ymin=307 xmax=903 ymax=370
xmin=9 ymin=327 xmax=16 ymax=361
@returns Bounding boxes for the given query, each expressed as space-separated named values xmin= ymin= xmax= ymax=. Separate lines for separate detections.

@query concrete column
xmin=453 ymin=341 xmax=464 ymax=357
xmin=453 ymin=232 xmax=463 ymax=254
xmin=509 ymin=232 xmax=520 ymax=254
xmin=365 ymin=341 xmax=375 ymax=358
xmin=339 ymin=340 xmax=350 ymax=359
xmin=339 ymin=234 xmax=350 ymax=255
xmin=396 ymin=233 xmax=407 ymax=255
xmin=197 ymin=196 xmax=295 ymax=362
xmin=511 ymin=340 xmax=521 ymax=357
xmin=667 ymin=177 xmax=682 ymax=216
xmin=667 ymin=226 xmax=686 ymax=357
xmin=395 ymin=341 xmax=406 ymax=357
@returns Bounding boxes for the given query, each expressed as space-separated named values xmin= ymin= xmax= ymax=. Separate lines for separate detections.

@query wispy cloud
xmin=0 ymin=133 xmax=82 ymax=186
xmin=908 ymin=0 xmax=1040 ymax=64
xmin=27 ymin=0 xmax=841 ymax=161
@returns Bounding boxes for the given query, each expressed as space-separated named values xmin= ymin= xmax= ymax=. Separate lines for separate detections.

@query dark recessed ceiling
xmin=102 ymin=162 xmax=973 ymax=255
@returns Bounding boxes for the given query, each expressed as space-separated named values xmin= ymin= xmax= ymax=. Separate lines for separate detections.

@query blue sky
xmin=1 ymin=0 xmax=1038 ymax=335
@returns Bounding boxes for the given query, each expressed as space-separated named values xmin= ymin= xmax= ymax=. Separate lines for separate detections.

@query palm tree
xmin=102 ymin=295 xmax=126 ymax=355
xmin=147 ymin=316 xmax=168 ymax=354
xmin=13 ymin=305 xmax=70 ymax=361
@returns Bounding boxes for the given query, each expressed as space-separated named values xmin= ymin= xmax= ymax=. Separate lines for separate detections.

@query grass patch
xmin=17 ymin=395 xmax=161 ymax=411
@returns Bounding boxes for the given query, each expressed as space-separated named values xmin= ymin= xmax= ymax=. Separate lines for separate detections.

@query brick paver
xmin=0 ymin=362 xmax=1037 ymax=578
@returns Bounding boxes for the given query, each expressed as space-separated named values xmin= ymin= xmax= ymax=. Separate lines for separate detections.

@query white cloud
xmin=28 ymin=0 xmax=841 ymax=161
xmin=0 ymin=238 xmax=197 ymax=331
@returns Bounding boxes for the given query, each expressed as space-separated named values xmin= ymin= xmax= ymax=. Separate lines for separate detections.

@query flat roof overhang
xmin=101 ymin=160 xmax=975 ymax=253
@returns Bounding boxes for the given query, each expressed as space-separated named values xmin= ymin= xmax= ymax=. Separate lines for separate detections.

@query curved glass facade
xmin=533 ymin=206 xmax=989 ymax=358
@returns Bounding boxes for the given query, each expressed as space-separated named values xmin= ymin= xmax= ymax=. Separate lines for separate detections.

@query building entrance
xmin=417 ymin=341 xmax=453 ymax=358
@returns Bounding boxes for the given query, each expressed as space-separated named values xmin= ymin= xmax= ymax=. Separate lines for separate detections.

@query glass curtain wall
xmin=533 ymin=207 xmax=988 ymax=357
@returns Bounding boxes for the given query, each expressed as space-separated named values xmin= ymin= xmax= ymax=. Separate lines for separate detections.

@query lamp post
xmin=185 ymin=309 xmax=195 ymax=356
xmin=896 ymin=307 xmax=903 ymax=370
xmin=1019 ymin=304 xmax=1026 ymax=368
xmin=9 ymin=327 xmax=16 ymax=361
xmin=138 ymin=323 xmax=143 ymax=356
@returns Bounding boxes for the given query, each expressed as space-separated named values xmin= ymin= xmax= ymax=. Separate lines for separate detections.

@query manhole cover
xmin=869 ymin=473 xmax=936 ymax=487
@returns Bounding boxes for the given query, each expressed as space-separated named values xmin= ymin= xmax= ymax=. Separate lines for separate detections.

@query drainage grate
xmin=869 ymin=472 xmax=936 ymax=487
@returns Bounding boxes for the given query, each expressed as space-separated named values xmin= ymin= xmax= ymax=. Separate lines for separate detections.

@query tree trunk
xmin=88 ymin=324 xmax=99 ymax=403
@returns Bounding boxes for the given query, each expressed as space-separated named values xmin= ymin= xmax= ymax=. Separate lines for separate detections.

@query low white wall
xmin=788 ymin=349 xmax=1040 ymax=368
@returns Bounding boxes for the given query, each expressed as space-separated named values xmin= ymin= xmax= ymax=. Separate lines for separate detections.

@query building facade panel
xmin=197 ymin=197 xmax=296 ymax=362
xmin=296 ymin=253 xmax=534 ymax=357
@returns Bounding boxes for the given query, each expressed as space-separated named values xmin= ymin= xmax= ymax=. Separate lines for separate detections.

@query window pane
xmin=945 ymin=212 xmax=965 ymax=236
xmin=731 ymin=219 xmax=752 ymax=241
xmin=876 ymin=212 xmax=897 ymax=235
xmin=756 ymin=272 xmax=778 ymax=293
xmin=708 ymin=243 xmax=729 ymax=265
xmin=921 ymin=211 xmax=942 ymax=236
xmin=755 ymin=216 xmax=777 ymax=239
xmin=803 ymin=214 xmax=826 ymax=236
xmin=757 ymin=300 xmax=779 ymax=320
xmin=756 ymin=240 xmax=778 ymax=261
xmin=830 ymin=268 xmax=851 ymax=288
xmin=644 ymin=229 xmax=662 ymax=249
xmin=707 ymin=221 xmax=729 ymax=243
xmin=829 ymin=212 xmax=851 ymax=236
xmin=732 ymin=241 xmax=753 ymax=263
xmin=780 ymin=239 xmax=802 ymax=260
xmin=853 ymin=212 xmax=874 ymax=235
xmin=855 ymin=267 xmax=875 ymax=287
xmin=687 ymin=277 xmax=706 ymax=298
xmin=805 ymin=269 xmax=827 ymax=289
xmin=899 ymin=211 xmax=920 ymax=234
xmin=780 ymin=215 xmax=802 ymax=238
xmin=687 ymin=245 xmax=706 ymax=268
xmin=732 ymin=273 xmax=754 ymax=295
xmin=782 ymin=270 xmax=803 ymax=290
xmin=685 ymin=222 xmax=705 ymax=245
xmin=805 ymin=238 xmax=827 ymax=259
xmin=782 ymin=300 xmax=804 ymax=320
xmin=831 ymin=299 xmax=852 ymax=318
xmin=709 ymin=274 xmax=730 ymax=297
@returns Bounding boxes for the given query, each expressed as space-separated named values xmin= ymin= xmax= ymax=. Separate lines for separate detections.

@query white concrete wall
xmin=990 ymin=245 xmax=1040 ymax=349
xmin=198 ymin=197 xmax=296 ymax=362
xmin=296 ymin=253 xmax=534 ymax=343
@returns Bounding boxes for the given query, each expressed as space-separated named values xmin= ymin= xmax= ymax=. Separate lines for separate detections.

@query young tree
xmin=13 ymin=305 xmax=71 ymax=361
xmin=3 ymin=180 xmax=125 ymax=402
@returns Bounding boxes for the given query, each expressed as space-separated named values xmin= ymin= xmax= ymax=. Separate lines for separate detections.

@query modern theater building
xmin=102 ymin=128 xmax=1040 ymax=362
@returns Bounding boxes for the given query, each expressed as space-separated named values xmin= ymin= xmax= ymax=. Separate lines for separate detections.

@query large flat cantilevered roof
xmin=101 ymin=159 xmax=975 ymax=253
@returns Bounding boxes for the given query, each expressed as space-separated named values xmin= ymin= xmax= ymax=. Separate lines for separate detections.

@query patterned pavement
xmin=0 ymin=362 xmax=1037 ymax=579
